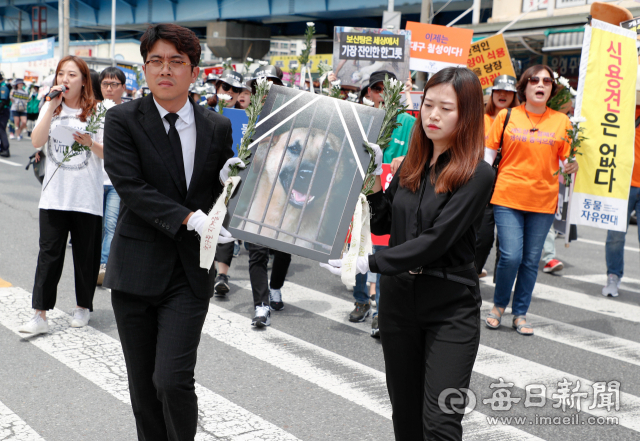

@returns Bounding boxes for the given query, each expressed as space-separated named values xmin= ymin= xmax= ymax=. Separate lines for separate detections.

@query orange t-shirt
xmin=484 ymin=114 xmax=495 ymax=143
xmin=632 ymin=107 xmax=640 ymax=188
xmin=486 ymin=104 xmax=571 ymax=214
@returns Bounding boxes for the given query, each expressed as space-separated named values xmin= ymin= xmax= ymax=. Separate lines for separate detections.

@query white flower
xmin=256 ymin=77 xmax=272 ymax=90
xmin=101 ymin=99 xmax=117 ymax=110
xmin=363 ymin=97 xmax=375 ymax=107
xmin=258 ymin=60 xmax=269 ymax=66
xmin=558 ymin=76 xmax=570 ymax=88
xmin=570 ymin=116 xmax=587 ymax=124
xmin=331 ymin=79 xmax=341 ymax=87
xmin=247 ymin=57 xmax=253 ymax=62
xmin=348 ymin=92 xmax=357 ymax=99
xmin=226 ymin=57 xmax=232 ymax=61
xmin=553 ymin=71 xmax=559 ymax=79
xmin=570 ymin=87 xmax=577 ymax=96
xmin=388 ymin=78 xmax=399 ymax=89
xmin=218 ymin=93 xmax=232 ymax=101
xmin=307 ymin=22 xmax=315 ymax=27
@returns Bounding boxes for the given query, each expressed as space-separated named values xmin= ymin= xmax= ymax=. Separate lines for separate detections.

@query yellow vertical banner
xmin=570 ymin=19 xmax=636 ymax=233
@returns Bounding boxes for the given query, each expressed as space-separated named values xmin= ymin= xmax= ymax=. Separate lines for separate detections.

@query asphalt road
xmin=1 ymin=137 xmax=640 ymax=441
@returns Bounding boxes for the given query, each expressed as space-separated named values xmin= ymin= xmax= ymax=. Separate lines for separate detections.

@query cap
xmin=216 ymin=69 xmax=244 ymax=89
xmin=492 ymin=75 xmax=517 ymax=93
xmin=249 ymin=65 xmax=283 ymax=91
xmin=363 ymin=70 xmax=397 ymax=91
xmin=205 ymin=73 xmax=219 ymax=83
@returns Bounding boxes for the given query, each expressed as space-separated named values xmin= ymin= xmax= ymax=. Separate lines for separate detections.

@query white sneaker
xmin=251 ymin=304 xmax=271 ymax=328
xmin=602 ymin=274 xmax=620 ymax=298
xmin=70 ymin=307 xmax=90 ymax=327
xmin=18 ymin=313 xmax=49 ymax=335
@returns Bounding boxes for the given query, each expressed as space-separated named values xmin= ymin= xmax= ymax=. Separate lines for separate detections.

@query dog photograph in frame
xmin=226 ymin=86 xmax=385 ymax=262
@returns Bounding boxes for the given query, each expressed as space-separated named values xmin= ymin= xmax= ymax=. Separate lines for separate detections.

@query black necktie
xmin=164 ymin=113 xmax=187 ymax=191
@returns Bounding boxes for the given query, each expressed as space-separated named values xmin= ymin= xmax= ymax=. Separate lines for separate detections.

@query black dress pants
xmin=32 ymin=209 xmax=102 ymax=311
xmin=0 ymin=108 xmax=9 ymax=152
xmin=111 ymin=261 xmax=210 ymax=441
xmin=474 ymin=206 xmax=495 ymax=274
xmin=214 ymin=241 xmax=235 ymax=266
xmin=378 ymin=270 xmax=481 ymax=441
xmin=245 ymin=243 xmax=291 ymax=307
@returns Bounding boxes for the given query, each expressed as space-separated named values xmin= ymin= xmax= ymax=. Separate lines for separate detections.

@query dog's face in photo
xmin=241 ymin=124 xmax=352 ymax=248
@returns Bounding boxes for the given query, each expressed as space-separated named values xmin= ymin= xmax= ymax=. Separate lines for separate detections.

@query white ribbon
xmin=307 ymin=66 xmax=314 ymax=94
xmin=300 ymin=66 xmax=306 ymax=90
xmin=199 ymin=176 xmax=241 ymax=271
xmin=341 ymin=194 xmax=372 ymax=287
xmin=318 ymin=73 xmax=327 ymax=95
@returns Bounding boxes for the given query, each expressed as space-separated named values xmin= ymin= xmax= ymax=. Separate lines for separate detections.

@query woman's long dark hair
xmin=400 ymin=67 xmax=484 ymax=194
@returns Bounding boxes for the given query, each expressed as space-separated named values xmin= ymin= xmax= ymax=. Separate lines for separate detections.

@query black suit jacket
xmin=103 ymin=94 xmax=234 ymax=299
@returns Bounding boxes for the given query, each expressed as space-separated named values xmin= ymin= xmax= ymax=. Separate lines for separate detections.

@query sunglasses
xmin=527 ymin=76 xmax=554 ymax=86
xmin=221 ymin=83 xmax=241 ymax=94
xmin=371 ymin=84 xmax=384 ymax=93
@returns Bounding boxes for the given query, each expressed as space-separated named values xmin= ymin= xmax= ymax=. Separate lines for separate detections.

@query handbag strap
xmin=492 ymin=108 xmax=512 ymax=169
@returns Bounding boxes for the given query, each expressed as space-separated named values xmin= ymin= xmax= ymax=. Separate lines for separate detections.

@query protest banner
xmin=0 ymin=37 xmax=55 ymax=63
xmin=467 ymin=34 xmax=516 ymax=90
xmin=620 ymin=16 xmax=640 ymax=35
xmin=225 ymin=85 xmax=385 ymax=262
xmin=116 ymin=66 xmax=139 ymax=91
xmin=569 ymin=19 xmax=636 ymax=233
xmin=332 ymin=27 xmax=411 ymax=88
xmin=406 ymin=22 xmax=473 ymax=73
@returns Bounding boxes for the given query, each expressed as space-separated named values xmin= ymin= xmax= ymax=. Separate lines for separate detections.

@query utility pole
xmin=63 ymin=0 xmax=69 ymax=56
xmin=472 ymin=0 xmax=481 ymax=25
xmin=58 ymin=0 xmax=64 ymax=57
xmin=110 ymin=0 xmax=116 ymax=66
xmin=416 ymin=0 xmax=432 ymax=89
xmin=17 ymin=11 xmax=22 ymax=43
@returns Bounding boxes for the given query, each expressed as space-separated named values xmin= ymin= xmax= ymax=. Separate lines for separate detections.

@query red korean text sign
xmin=467 ymin=34 xmax=516 ymax=90
xmin=406 ymin=22 xmax=473 ymax=73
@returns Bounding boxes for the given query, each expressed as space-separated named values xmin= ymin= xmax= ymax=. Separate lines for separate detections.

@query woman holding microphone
xmin=322 ymin=67 xmax=494 ymax=440
xmin=19 ymin=55 xmax=103 ymax=335
xmin=484 ymin=65 xmax=578 ymax=335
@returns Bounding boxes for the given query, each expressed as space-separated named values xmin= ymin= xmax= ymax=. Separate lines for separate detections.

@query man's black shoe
xmin=0 ymin=150 xmax=9 ymax=157
xmin=214 ymin=273 xmax=230 ymax=297
xmin=348 ymin=302 xmax=371 ymax=323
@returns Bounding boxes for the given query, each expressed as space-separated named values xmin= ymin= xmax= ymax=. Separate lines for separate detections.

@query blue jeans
xmin=101 ymin=185 xmax=121 ymax=264
xmin=353 ymin=245 xmax=387 ymax=307
xmin=605 ymin=186 xmax=640 ymax=278
xmin=493 ymin=206 xmax=554 ymax=316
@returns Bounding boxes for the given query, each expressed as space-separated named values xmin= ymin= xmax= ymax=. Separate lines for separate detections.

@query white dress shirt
xmin=153 ymin=97 xmax=197 ymax=189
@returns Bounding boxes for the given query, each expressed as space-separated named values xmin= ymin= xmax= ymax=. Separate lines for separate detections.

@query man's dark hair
xmin=100 ymin=67 xmax=127 ymax=86
xmin=140 ymin=24 xmax=201 ymax=67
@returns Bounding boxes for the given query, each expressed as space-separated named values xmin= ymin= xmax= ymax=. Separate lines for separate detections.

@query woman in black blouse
xmin=322 ymin=67 xmax=494 ymax=440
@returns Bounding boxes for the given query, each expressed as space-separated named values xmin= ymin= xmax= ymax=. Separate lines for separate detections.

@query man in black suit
xmin=103 ymin=24 xmax=234 ymax=441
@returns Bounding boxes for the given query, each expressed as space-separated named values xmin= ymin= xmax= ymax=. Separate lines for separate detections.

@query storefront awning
xmin=542 ymin=27 xmax=585 ymax=52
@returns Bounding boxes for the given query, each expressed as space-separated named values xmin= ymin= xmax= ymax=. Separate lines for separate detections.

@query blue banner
xmin=223 ymin=108 xmax=250 ymax=156
xmin=117 ymin=66 xmax=139 ymax=91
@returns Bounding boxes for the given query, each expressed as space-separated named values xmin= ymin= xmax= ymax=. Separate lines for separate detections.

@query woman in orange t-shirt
xmin=484 ymin=65 xmax=579 ymax=336
xmin=476 ymin=75 xmax=519 ymax=277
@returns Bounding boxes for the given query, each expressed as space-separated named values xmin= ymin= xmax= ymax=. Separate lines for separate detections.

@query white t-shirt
xmin=37 ymin=101 xmax=103 ymax=216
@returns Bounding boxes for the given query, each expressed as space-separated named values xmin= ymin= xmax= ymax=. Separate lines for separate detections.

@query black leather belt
xmin=408 ymin=262 xmax=476 ymax=286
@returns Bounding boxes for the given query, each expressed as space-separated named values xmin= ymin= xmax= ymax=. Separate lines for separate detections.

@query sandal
xmin=485 ymin=306 xmax=505 ymax=330
xmin=512 ymin=315 xmax=534 ymax=336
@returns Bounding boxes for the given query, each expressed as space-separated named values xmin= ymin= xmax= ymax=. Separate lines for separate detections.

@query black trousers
xmin=245 ymin=243 xmax=291 ymax=307
xmin=111 ymin=261 xmax=210 ymax=441
xmin=474 ymin=206 xmax=495 ymax=274
xmin=32 ymin=209 xmax=102 ymax=311
xmin=0 ymin=109 xmax=9 ymax=152
xmin=379 ymin=270 xmax=481 ymax=441
xmin=214 ymin=241 xmax=234 ymax=266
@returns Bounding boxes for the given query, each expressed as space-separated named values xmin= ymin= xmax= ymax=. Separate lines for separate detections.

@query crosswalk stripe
xmin=0 ymin=158 xmax=20 ymax=167
xmin=480 ymin=302 xmax=640 ymax=368
xmin=480 ymin=279 xmax=640 ymax=324
xmin=563 ymin=274 xmax=640 ymax=294
xmin=229 ymin=281 xmax=546 ymax=441
xmin=204 ymin=304 xmax=391 ymax=418
xmin=576 ymin=238 xmax=639 ymax=253
xmin=238 ymin=279 xmax=640 ymax=433
xmin=0 ymin=287 xmax=300 ymax=441
xmin=0 ymin=398 xmax=46 ymax=441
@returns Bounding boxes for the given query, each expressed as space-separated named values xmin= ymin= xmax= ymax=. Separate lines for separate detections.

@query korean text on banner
xmin=0 ymin=37 xmax=55 ymax=63
xmin=406 ymin=22 xmax=473 ymax=73
xmin=620 ymin=16 xmax=640 ymax=35
xmin=467 ymin=34 xmax=516 ymax=90
xmin=570 ymin=19 xmax=636 ymax=233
